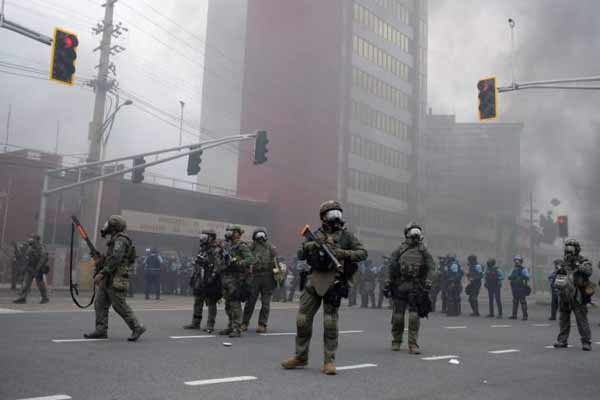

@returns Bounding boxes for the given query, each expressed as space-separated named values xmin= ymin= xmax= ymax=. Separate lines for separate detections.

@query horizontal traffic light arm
xmin=44 ymin=132 xmax=261 ymax=195
xmin=49 ymin=132 xmax=259 ymax=174
xmin=498 ymin=75 xmax=600 ymax=93
xmin=0 ymin=17 xmax=53 ymax=45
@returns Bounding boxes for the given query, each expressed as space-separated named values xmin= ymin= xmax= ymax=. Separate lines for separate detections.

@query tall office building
xmin=202 ymin=0 xmax=428 ymax=255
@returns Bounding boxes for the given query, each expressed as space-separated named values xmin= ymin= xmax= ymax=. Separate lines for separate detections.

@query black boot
xmin=84 ymin=331 xmax=108 ymax=339
xmin=128 ymin=325 xmax=147 ymax=342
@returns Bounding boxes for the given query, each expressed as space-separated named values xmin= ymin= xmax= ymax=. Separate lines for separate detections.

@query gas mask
xmin=224 ymin=231 xmax=233 ymax=242
xmin=254 ymin=231 xmax=267 ymax=242
xmin=100 ymin=221 xmax=111 ymax=239
xmin=199 ymin=233 xmax=209 ymax=244
xmin=323 ymin=209 xmax=344 ymax=230
xmin=406 ymin=227 xmax=423 ymax=243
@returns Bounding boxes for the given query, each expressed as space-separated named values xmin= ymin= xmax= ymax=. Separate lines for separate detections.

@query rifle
xmin=69 ymin=216 xmax=100 ymax=308
xmin=300 ymin=225 xmax=342 ymax=272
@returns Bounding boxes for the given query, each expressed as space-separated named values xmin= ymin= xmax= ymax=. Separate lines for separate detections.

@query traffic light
xmin=254 ymin=130 xmax=269 ymax=165
xmin=49 ymin=28 xmax=78 ymax=86
xmin=557 ymin=215 xmax=569 ymax=238
xmin=132 ymin=156 xmax=146 ymax=183
xmin=477 ymin=76 xmax=497 ymax=121
xmin=187 ymin=147 xmax=203 ymax=176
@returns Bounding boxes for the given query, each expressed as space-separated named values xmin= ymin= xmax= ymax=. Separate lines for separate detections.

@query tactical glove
xmin=333 ymin=248 xmax=350 ymax=260
xmin=302 ymin=241 xmax=320 ymax=253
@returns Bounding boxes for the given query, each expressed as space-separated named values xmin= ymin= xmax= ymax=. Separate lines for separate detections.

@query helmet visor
xmin=199 ymin=233 xmax=209 ymax=242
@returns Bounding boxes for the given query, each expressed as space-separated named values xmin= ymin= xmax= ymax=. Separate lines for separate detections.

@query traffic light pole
xmin=36 ymin=132 xmax=260 ymax=241
xmin=498 ymin=75 xmax=600 ymax=92
xmin=0 ymin=0 xmax=53 ymax=45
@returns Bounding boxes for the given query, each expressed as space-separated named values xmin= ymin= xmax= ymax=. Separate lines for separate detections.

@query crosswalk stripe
xmin=184 ymin=376 xmax=257 ymax=386
xmin=421 ymin=355 xmax=459 ymax=361
xmin=170 ymin=335 xmax=215 ymax=339
xmin=444 ymin=326 xmax=467 ymax=329
xmin=488 ymin=349 xmax=520 ymax=354
xmin=0 ymin=307 xmax=24 ymax=314
xmin=490 ymin=325 xmax=512 ymax=328
xmin=532 ymin=324 xmax=551 ymax=327
xmin=544 ymin=345 xmax=574 ymax=348
xmin=340 ymin=330 xmax=365 ymax=334
xmin=52 ymin=338 xmax=108 ymax=343
xmin=15 ymin=395 xmax=71 ymax=400
xmin=336 ymin=363 xmax=377 ymax=370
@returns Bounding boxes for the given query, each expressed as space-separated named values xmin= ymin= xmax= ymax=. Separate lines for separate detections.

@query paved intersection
xmin=1 ymin=291 xmax=599 ymax=400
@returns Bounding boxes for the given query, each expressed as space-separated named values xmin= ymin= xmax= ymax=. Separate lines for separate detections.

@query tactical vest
xmin=399 ymin=246 xmax=425 ymax=281
xmin=251 ymin=242 xmax=274 ymax=273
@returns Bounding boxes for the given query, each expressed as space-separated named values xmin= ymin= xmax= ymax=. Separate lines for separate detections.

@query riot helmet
xmin=100 ymin=215 xmax=127 ymax=238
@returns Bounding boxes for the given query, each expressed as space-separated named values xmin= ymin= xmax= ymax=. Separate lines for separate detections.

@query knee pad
xmin=391 ymin=312 xmax=403 ymax=325
xmin=323 ymin=314 xmax=338 ymax=339
xmin=297 ymin=313 xmax=311 ymax=336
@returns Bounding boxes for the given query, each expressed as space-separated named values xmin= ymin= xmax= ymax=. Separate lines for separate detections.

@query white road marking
xmin=336 ymin=363 xmax=377 ymax=371
xmin=52 ymin=338 xmax=108 ymax=343
xmin=0 ymin=307 xmax=24 ymax=314
xmin=15 ymin=395 xmax=71 ymax=400
xmin=532 ymin=323 xmax=551 ymax=327
xmin=260 ymin=330 xmax=363 ymax=337
xmin=444 ymin=326 xmax=467 ymax=329
xmin=421 ymin=355 xmax=459 ymax=361
xmin=259 ymin=332 xmax=296 ymax=336
xmin=184 ymin=376 xmax=257 ymax=386
xmin=544 ymin=345 xmax=574 ymax=348
xmin=596 ymin=342 xmax=600 ymax=345
xmin=490 ymin=325 xmax=512 ymax=328
xmin=169 ymin=335 xmax=216 ymax=339
xmin=488 ymin=349 xmax=520 ymax=354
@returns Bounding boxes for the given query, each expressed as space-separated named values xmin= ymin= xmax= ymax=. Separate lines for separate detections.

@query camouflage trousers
xmin=295 ymin=285 xmax=340 ymax=363
xmin=221 ymin=273 xmax=242 ymax=332
xmin=94 ymin=283 xmax=141 ymax=334
xmin=191 ymin=294 xmax=218 ymax=329
xmin=242 ymin=273 xmax=275 ymax=327
xmin=391 ymin=297 xmax=420 ymax=346
xmin=557 ymin=299 xmax=591 ymax=345
xmin=17 ymin=270 xmax=48 ymax=301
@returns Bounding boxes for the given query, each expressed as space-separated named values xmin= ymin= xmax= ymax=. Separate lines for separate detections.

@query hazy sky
xmin=2 ymin=0 xmax=600 ymax=237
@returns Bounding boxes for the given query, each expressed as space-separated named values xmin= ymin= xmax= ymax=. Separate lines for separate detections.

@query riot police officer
xmin=554 ymin=239 xmax=593 ymax=351
xmin=242 ymin=228 xmax=278 ymax=333
xmin=548 ymin=259 xmax=562 ymax=321
xmin=219 ymin=225 xmax=254 ymax=338
xmin=445 ymin=255 xmax=463 ymax=316
xmin=13 ymin=234 xmax=49 ymax=304
xmin=508 ymin=255 xmax=530 ymax=320
xmin=386 ymin=222 xmax=434 ymax=354
xmin=281 ymin=200 xmax=367 ymax=375
xmin=84 ymin=215 xmax=146 ymax=341
xmin=484 ymin=258 xmax=504 ymax=318
xmin=183 ymin=229 xmax=223 ymax=333
xmin=465 ymin=255 xmax=483 ymax=316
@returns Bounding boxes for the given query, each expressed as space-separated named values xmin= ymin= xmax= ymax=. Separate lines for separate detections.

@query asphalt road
xmin=1 ymin=290 xmax=599 ymax=400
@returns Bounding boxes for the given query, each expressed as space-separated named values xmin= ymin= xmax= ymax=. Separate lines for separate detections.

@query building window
xmin=351 ymin=100 xmax=410 ymax=141
xmin=353 ymin=35 xmax=409 ymax=81
xmin=348 ymin=168 xmax=408 ymax=201
xmin=365 ymin=0 xmax=411 ymax=27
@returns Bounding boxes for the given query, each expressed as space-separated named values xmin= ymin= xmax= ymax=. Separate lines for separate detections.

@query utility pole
xmin=55 ymin=120 xmax=60 ymax=154
xmin=78 ymin=0 xmax=126 ymax=248
xmin=529 ymin=191 xmax=536 ymax=293
xmin=4 ymin=104 xmax=10 ymax=152
xmin=179 ymin=100 xmax=185 ymax=146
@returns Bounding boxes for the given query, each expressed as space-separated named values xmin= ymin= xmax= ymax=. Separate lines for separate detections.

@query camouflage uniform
xmin=388 ymin=233 xmax=434 ymax=351
xmin=185 ymin=233 xmax=223 ymax=331
xmin=555 ymin=240 xmax=593 ymax=349
xmin=14 ymin=237 xmax=49 ymax=303
xmin=219 ymin=226 xmax=254 ymax=337
xmin=85 ymin=216 xmax=145 ymax=340
xmin=242 ymin=234 xmax=278 ymax=330
xmin=360 ymin=261 xmax=377 ymax=308
xmin=295 ymin=226 xmax=366 ymax=364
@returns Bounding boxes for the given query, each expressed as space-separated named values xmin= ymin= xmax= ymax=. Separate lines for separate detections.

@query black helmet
xmin=564 ymin=239 xmax=581 ymax=256
xmin=467 ymin=254 xmax=477 ymax=264
xmin=486 ymin=257 xmax=496 ymax=266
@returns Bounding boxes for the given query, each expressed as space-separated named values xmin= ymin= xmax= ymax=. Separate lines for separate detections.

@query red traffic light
xmin=63 ymin=35 xmax=78 ymax=49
